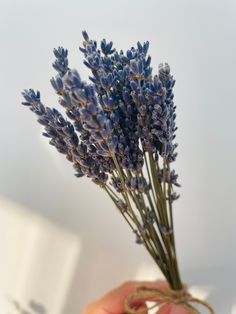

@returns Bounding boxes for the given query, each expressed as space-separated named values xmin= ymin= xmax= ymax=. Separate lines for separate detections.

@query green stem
xmin=105 ymin=185 xmax=162 ymax=267
xmin=109 ymin=152 xmax=182 ymax=290
xmin=106 ymin=183 xmax=120 ymax=200
xmin=143 ymin=151 xmax=157 ymax=204
xmin=148 ymin=151 xmax=183 ymax=290
xmin=124 ymin=171 xmax=169 ymax=277
xmin=166 ymin=162 xmax=183 ymax=289
xmin=110 ymin=153 xmax=163 ymax=268
xmin=148 ymin=152 xmax=166 ymax=224
xmin=138 ymin=191 xmax=171 ymax=281
xmin=104 ymin=185 xmax=135 ymax=232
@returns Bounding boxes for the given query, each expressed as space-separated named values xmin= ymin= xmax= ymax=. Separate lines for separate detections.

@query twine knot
xmin=124 ymin=285 xmax=215 ymax=314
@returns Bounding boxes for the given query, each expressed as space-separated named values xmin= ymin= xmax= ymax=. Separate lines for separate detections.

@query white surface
xmin=0 ymin=0 xmax=236 ymax=313
xmin=0 ymin=197 xmax=81 ymax=314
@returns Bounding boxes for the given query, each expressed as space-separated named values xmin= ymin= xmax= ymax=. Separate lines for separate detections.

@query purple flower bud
xmin=107 ymin=135 xmax=118 ymax=151
xmin=160 ymin=224 xmax=173 ymax=236
xmin=52 ymin=47 xmax=68 ymax=76
xmin=82 ymin=30 xmax=89 ymax=42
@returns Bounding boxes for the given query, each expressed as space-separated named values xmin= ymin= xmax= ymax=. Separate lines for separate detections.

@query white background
xmin=0 ymin=0 xmax=236 ymax=313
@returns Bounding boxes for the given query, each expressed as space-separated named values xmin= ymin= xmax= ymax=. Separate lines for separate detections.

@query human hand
xmin=82 ymin=280 xmax=193 ymax=314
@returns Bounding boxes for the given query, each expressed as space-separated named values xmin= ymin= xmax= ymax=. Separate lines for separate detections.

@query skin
xmin=82 ymin=281 xmax=192 ymax=314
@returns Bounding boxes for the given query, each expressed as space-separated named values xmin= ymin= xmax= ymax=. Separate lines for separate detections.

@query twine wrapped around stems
xmin=124 ymin=285 xmax=215 ymax=314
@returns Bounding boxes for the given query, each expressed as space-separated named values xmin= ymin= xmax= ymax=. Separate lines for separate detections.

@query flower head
xmin=22 ymin=31 xmax=179 ymax=187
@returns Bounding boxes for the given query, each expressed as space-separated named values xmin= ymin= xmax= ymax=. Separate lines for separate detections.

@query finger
xmin=157 ymin=303 xmax=193 ymax=314
xmin=83 ymin=280 xmax=169 ymax=314
xmin=110 ymin=280 xmax=169 ymax=312
xmin=130 ymin=303 xmax=148 ymax=314
xmin=120 ymin=280 xmax=170 ymax=306
xmin=157 ymin=304 xmax=172 ymax=314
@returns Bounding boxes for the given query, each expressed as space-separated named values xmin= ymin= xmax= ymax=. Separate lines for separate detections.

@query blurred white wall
xmin=0 ymin=0 xmax=236 ymax=313
xmin=0 ymin=197 xmax=81 ymax=314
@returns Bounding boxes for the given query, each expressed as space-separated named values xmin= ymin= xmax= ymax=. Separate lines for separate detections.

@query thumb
xmin=83 ymin=280 xmax=168 ymax=314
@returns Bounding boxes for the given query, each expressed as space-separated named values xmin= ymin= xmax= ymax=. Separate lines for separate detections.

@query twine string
xmin=124 ymin=285 xmax=215 ymax=314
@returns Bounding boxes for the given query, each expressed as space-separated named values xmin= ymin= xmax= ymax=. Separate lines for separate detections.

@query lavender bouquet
xmin=22 ymin=31 xmax=214 ymax=314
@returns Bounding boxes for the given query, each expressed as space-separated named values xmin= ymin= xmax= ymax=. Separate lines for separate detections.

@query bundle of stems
xmin=104 ymin=150 xmax=182 ymax=291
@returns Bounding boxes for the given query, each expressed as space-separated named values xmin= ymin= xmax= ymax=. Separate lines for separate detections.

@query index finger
xmin=83 ymin=280 xmax=169 ymax=314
